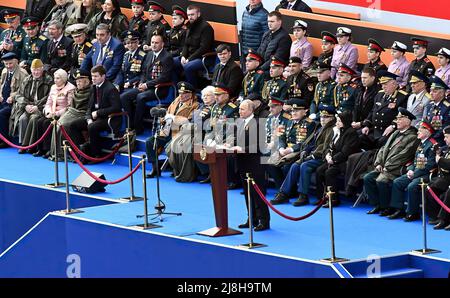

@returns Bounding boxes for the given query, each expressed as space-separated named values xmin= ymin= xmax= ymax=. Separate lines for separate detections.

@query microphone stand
xmin=137 ymin=113 xmax=182 ymax=222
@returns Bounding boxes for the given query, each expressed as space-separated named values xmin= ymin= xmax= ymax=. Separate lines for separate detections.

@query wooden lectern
xmin=193 ymin=144 xmax=243 ymax=237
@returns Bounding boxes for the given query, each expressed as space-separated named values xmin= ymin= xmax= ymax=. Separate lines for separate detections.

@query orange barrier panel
xmin=311 ymin=7 xmax=361 ymax=20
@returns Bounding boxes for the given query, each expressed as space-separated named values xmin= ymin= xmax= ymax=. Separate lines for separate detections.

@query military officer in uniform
xmin=0 ymin=11 xmax=25 ymax=59
xmin=333 ymin=63 xmax=357 ymax=113
xmin=407 ymin=70 xmax=430 ymax=127
xmin=330 ymin=27 xmax=358 ymax=79
xmin=168 ymin=5 xmax=187 ymax=58
xmin=423 ymin=76 xmax=450 ymax=146
xmin=360 ymin=70 xmax=408 ymax=149
xmin=66 ymin=23 xmax=92 ymax=82
xmin=286 ymin=56 xmax=316 ymax=105
xmin=128 ymin=0 xmax=148 ymax=43
xmin=388 ymin=41 xmax=410 ymax=89
xmin=267 ymin=97 xmax=317 ymax=190
xmin=434 ymin=47 xmax=450 ymax=87
xmin=114 ymin=31 xmax=145 ymax=90
xmin=310 ymin=63 xmax=336 ymax=114
xmin=19 ymin=17 xmax=48 ymax=72
xmin=365 ymin=38 xmax=387 ymax=74
xmin=388 ymin=121 xmax=437 ymax=221
xmin=308 ymin=31 xmax=336 ymax=74
xmin=143 ymin=2 xmax=171 ymax=50
xmin=261 ymin=56 xmax=288 ymax=104
xmin=265 ymin=95 xmax=291 ymax=154
xmin=408 ymin=37 xmax=435 ymax=85
xmin=238 ymin=49 xmax=265 ymax=102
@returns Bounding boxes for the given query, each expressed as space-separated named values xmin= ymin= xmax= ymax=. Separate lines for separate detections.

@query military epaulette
xmin=398 ymin=90 xmax=408 ymax=95
xmin=227 ymin=102 xmax=237 ymax=109
xmin=430 ymin=138 xmax=438 ymax=145
xmin=282 ymin=112 xmax=292 ymax=120
xmin=161 ymin=19 xmax=167 ymax=24
xmin=142 ymin=15 xmax=148 ymax=21
xmin=378 ymin=89 xmax=385 ymax=93
xmin=85 ymin=42 xmax=92 ymax=47
xmin=444 ymin=100 xmax=450 ymax=107
xmin=257 ymin=70 xmax=264 ymax=75
xmin=425 ymin=92 xmax=431 ymax=99
xmin=138 ymin=51 xmax=146 ymax=57
xmin=424 ymin=57 xmax=431 ymax=63
xmin=39 ymin=35 xmax=47 ymax=41
xmin=305 ymin=117 xmax=313 ymax=123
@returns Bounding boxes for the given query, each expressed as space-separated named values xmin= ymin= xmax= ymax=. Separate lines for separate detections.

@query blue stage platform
xmin=0 ymin=147 xmax=449 ymax=278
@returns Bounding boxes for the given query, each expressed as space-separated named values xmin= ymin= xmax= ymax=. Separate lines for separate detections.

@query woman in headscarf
xmin=86 ymin=0 xmax=129 ymax=40
xmin=315 ymin=110 xmax=360 ymax=207
xmin=66 ymin=0 xmax=102 ymax=27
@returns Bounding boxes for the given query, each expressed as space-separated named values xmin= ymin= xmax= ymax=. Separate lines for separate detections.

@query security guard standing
xmin=333 ymin=63 xmax=357 ymax=113
xmin=365 ymin=38 xmax=387 ymax=73
xmin=239 ymin=49 xmax=265 ymax=100
xmin=143 ymin=2 xmax=171 ymax=49
xmin=0 ymin=11 xmax=25 ymax=58
xmin=286 ymin=56 xmax=316 ymax=105
xmin=311 ymin=63 xmax=336 ymax=114
xmin=66 ymin=23 xmax=92 ymax=82
xmin=423 ymin=76 xmax=450 ymax=145
xmin=261 ymin=56 xmax=288 ymax=104
xmin=128 ymin=0 xmax=149 ymax=42
xmin=114 ymin=30 xmax=146 ymax=90
xmin=409 ymin=37 xmax=435 ymax=78
xmin=169 ymin=5 xmax=187 ymax=58
xmin=19 ymin=17 xmax=48 ymax=71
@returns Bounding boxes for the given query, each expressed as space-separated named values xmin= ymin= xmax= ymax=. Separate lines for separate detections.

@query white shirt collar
xmin=54 ymin=34 xmax=63 ymax=43
xmin=96 ymin=80 xmax=105 ymax=88
xmin=153 ymin=49 xmax=163 ymax=58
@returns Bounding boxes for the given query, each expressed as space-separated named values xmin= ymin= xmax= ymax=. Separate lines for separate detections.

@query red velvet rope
xmin=0 ymin=122 xmax=54 ymax=150
xmin=427 ymin=186 xmax=450 ymax=214
xmin=68 ymin=148 xmax=142 ymax=185
xmin=60 ymin=125 xmax=125 ymax=162
xmin=251 ymin=181 xmax=325 ymax=221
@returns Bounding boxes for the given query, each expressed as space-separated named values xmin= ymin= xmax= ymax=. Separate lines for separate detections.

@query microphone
xmin=150 ymin=107 xmax=167 ymax=117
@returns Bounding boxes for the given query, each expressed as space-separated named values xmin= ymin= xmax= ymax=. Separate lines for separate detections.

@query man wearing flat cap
xmin=388 ymin=41 xmax=410 ymax=89
xmin=20 ymin=16 xmax=49 ymax=72
xmin=409 ymin=37 xmax=435 ymax=80
xmin=330 ymin=26 xmax=358 ymax=79
xmin=407 ymin=70 xmax=431 ymax=126
xmin=364 ymin=107 xmax=419 ymax=216
xmin=333 ymin=63 xmax=357 ymax=113
xmin=310 ymin=62 xmax=336 ymax=115
xmin=388 ymin=120 xmax=437 ymax=221
xmin=128 ymin=0 xmax=148 ymax=43
xmin=290 ymin=20 xmax=312 ymax=69
xmin=435 ymin=47 xmax=450 ymax=87
xmin=239 ymin=49 xmax=265 ymax=101
xmin=261 ymin=56 xmax=288 ymax=104
xmin=365 ymin=38 xmax=387 ymax=74
xmin=143 ymin=1 xmax=171 ymax=49
xmin=286 ymin=56 xmax=316 ymax=106
xmin=0 ymin=10 xmax=25 ymax=59
xmin=168 ymin=5 xmax=187 ymax=58
xmin=0 ymin=52 xmax=28 ymax=148
xmin=423 ymin=75 xmax=450 ymax=146
xmin=9 ymin=59 xmax=52 ymax=146
xmin=66 ymin=23 xmax=92 ymax=81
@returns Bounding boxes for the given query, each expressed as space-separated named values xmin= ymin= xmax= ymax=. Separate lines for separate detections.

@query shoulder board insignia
xmin=425 ymin=92 xmax=431 ymax=99
xmin=138 ymin=51 xmax=146 ymax=57
xmin=257 ymin=70 xmax=264 ymax=75
xmin=85 ymin=42 xmax=92 ymax=47
xmin=306 ymin=117 xmax=313 ymax=123
xmin=161 ymin=19 xmax=167 ymax=24
xmin=228 ymin=103 xmax=237 ymax=109
xmin=378 ymin=90 xmax=385 ymax=93
xmin=430 ymin=138 xmax=437 ymax=145
xmin=424 ymin=57 xmax=431 ymax=63
xmin=398 ymin=90 xmax=408 ymax=95
xmin=39 ymin=35 xmax=47 ymax=41
xmin=142 ymin=15 xmax=148 ymax=21
xmin=444 ymin=101 xmax=450 ymax=107
xmin=378 ymin=61 xmax=385 ymax=65
xmin=282 ymin=112 xmax=292 ymax=119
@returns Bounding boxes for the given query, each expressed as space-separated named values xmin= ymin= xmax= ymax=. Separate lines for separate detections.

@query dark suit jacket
xmin=276 ymin=0 xmax=312 ymax=12
xmin=327 ymin=127 xmax=360 ymax=164
xmin=86 ymin=80 xmax=121 ymax=121
xmin=45 ymin=35 xmax=73 ymax=73
xmin=140 ymin=48 xmax=174 ymax=89
xmin=235 ymin=117 xmax=267 ymax=175
xmin=212 ymin=60 xmax=244 ymax=98
xmin=25 ymin=0 xmax=55 ymax=21
xmin=353 ymin=83 xmax=380 ymax=123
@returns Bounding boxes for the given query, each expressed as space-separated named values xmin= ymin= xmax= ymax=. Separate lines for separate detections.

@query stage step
xmin=353 ymin=267 xmax=423 ymax=278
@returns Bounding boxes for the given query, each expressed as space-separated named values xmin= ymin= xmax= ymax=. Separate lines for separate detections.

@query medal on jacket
xmin=416 ymin=148 xmax=426 ymax=170
xmin=297 ymin=122 xmax=307 ymax=142
xmin=431 ymin=108 xmax=442 ymax=130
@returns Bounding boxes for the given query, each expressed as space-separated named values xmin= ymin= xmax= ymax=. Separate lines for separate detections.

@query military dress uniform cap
xmin=177 ymin=81 xmax=195 ymax=93
xmin=411 ymin=37 xmax=429 ymax=48
xmin=148 ymin=1 xmax=164 ymax=12
xmin=30 ymin=59 xmax=43 ymax=69
xmin=246 ymin=49 xmax=263 ymax=62
xmin=378 ymin=70 xmax=399 ymax=84
xmin=419 ymin=120 xmax=435 ymax=134
xmin=122 ymin=30 xmax=141 ymax=41
xmin=409 ymin=70 xmax=429 ymax=84
xmin=318 ymin=104 xmax=336 ymax=117
xmin=213 ymin=82 xmax=230 ymax=95
xmin=436 ymin=47 xmax=450 ymax=59
xmin=1 ymin=52 xmax=18 ymax=60
xmin=288 ymin=98 xmax=308 ymax=109
xmin=443 ymin=125 xmax=450 ymax=135
xmin=74 ymin=68 xmax=91 ymax=80
xmin=316 ymin=62 xmax=331 ymax=72
xmin=336 ymin=27 xmax=351 ymax=37
xmin=292 ymin=19 xmax=307 ymax=29
xmin=66 ymin=23 xmax=88 ymax=37
xmin=268 ymin=95 xmax=284 ymax=106
xmin=338 ymin=63 xmax=356 ymax=76
xmin=368 ymin=38 xmax=384 ymax=52
xmin=429 ymin=75 xmax=450 ymax=90
xmin=289 ymin=56 xmax=302 ymax=64
xmin=397 ymin=107 xmax=416 ymax=121
xmin=2 ymin=10 xmax=20 ymax=20
xmin=131 ymin=0 xmax=145 ymax=6
xmin=391 ymin=41 xmax=407 ymax=52
xmin=321 ymin=31 xmax=337 ymax=44
xmin=21 ymin=16 xmax=40 ymax=28
xmin=172 ymin=5 xmax=187 ymax=19
xmin=270 ymin=56 xmax=287 ymax=67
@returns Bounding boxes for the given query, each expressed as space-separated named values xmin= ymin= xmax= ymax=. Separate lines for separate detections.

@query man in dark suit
xmin=44 ymin=20 xmax=73 ymax=75
xmin=24 ymin=0 xmax=55 ymax=21
xmin=230 ymin=99 xmax=270 ymax=231
xmin=81 ymin=23 xmax=125 ymax=82
xmin=120 ymin=34 xmax=174 ymax=134
xmin=67 ymin=65 xmax=122 ymax=158
xmin=276 ymin=0 xmax=312 ymax=12
xmin=212 ymin=44 xmax=244 ymax=99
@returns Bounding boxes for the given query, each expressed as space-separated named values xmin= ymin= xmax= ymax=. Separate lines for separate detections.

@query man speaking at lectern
xmin=224 ymin=99 xmax=270 ymax=231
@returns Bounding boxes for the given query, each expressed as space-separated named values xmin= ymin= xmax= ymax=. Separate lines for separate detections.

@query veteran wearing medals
xmin=66 ymin=23 xmax=92 ymax=82
xmin=0 ymin=10 xmax=25 ymax=59
xmin=43 ymin=20 xmax=73 ymax=75
xmin=261 ymin=56 xmax=288 ymax=104
xmin=333 ymin=63 xmax=356 ymax=113
xmin=19 ymin=17 xmax=48 ymax=72
xmin=114 ymin=30 xmax=145 ymax=90
xmin=407 ymin=70 xmax=430 ymax=127
xmin=238 ymin=49 xmax=265 ymax=102
xmin=310 ymin=63 xmax=335 ymax=114
xmin=286 ymin=56 xmax=315 ymax=105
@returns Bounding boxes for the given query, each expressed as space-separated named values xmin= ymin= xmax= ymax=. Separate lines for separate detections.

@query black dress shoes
xmin=238 ymin=221 xmax=258 ymax=229
xmin=428 ymin=218 xmax=440 ymax=225
xmin=387 ymin=209 xmax=406 ymax=220
xmin=292 ymin=194 xmax=309 ymax=207
xmin=367 ymin=206 xmax=381 ymax=215
xmin=270 ymin=192 xmax=289 ymax=205
xmin=403 ymin=213 xmax=421 ymax=222
xmin=433 ymin=221 xmax=448 ymax=230
xmin=0 ymin=142 xmax=8 ymax=149
xmin=379 ymin=208 xmax=395 ymax=217
xmin=445 ymin=224 xmax=450 ymax=231
xmin=32 ymin=150 xmax=44 ymax=157
xmin=253 ymin=223 xmax=270 ymax=232
xmin=199 ymin=176 xmax=211 ymax=184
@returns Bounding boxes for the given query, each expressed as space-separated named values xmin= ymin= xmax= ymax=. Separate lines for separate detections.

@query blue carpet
xmin=1 ymin=147 xmax=449 ymax=262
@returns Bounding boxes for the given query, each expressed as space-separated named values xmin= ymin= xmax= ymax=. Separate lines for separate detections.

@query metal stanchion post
xmin=132 ymin=155 xmax=161 ymax=229
xmin=55 ymin=141 xmax=83 ymax=215
xmin=239 ymin=173 xmax=266 ymax=249
xmin=412 ymin=179 xmax=440 ymax=255
xmin=120 ymin=129 xmax=143 ymax=202
xmin=321 ymin=187 xmax=348 ymax=263
xmin=45 ymin=119 xmax=65 ymax=188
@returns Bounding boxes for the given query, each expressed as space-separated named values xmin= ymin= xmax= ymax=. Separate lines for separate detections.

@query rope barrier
xmin=427 ymin=186 xmax=450 ymax=214
xmin=60 ymin=125 xmax=125 ymax=163
xmin=0 ymin=122 xmax=53 ymax=150
xmin=251 ymin=181 xmax=325 ymax=221
xmin=69 ymin=148 xmax=142 ymax=185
